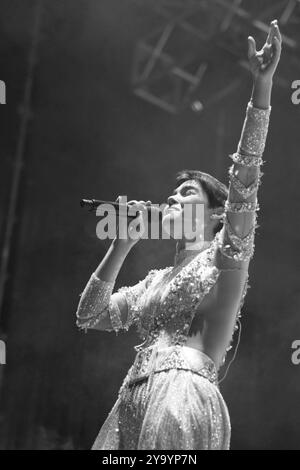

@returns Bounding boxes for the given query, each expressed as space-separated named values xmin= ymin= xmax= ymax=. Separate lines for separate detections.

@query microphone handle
xmin=80 ymin=199 xmax=162 ymax=219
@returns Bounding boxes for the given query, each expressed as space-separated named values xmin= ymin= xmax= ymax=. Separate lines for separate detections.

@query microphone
xmin=80 ymin=199 xmax=162 ymax=219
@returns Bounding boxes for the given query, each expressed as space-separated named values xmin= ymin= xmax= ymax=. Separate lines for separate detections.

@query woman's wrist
xmin=112 ymin=238 xmax=134 ymax=255
xmin=251 ymin=77 xmax=273 ymax=110
xmin=253 ymin=75 xmax=273 ymax=87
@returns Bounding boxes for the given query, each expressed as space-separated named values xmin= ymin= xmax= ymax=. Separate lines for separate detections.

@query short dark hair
xmin=176 ymin=169 xmax=228 ymax=234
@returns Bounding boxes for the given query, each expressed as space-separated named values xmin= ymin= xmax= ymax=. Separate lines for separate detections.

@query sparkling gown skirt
xmin=92 ymin=346 xmax=231 ymax=450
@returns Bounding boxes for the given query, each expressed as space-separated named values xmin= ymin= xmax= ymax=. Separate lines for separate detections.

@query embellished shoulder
xmin=145 ymin=267 xmax=172 ymax=289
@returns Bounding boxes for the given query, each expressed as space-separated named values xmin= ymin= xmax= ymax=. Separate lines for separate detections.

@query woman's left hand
xmin=248 ymin=19 xmax=282 ymax=83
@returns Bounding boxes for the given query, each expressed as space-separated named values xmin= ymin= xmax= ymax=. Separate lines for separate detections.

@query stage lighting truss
xmin=131 ymin=0 xmax=300 ymax=113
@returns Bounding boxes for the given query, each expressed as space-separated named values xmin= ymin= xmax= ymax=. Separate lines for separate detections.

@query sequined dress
xmin=76 ymin=102 xmax=271 ymax=450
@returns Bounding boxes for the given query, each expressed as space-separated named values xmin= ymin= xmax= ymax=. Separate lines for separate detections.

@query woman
xmin=76 ymin=21 xmax=282 ymax=450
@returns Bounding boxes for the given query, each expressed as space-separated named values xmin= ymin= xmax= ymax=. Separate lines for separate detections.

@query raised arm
xmin=217 ymin=20 xmax=282 ymax=270
xmin=202 ymin=21 xmax=282 ymax=367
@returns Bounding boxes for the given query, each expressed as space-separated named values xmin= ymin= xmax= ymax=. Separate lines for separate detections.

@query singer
xmin=76 ymin=21 xmax=282 ymax=450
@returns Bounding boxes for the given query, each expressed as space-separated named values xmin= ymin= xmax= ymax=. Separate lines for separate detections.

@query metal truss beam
xmin=131 ymin=0 xmax=300 ymax=113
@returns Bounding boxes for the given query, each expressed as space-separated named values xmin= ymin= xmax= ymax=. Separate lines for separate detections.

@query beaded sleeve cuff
xmin=219 ymin=216 xmax=258 ymax=262
xmin=76 ymin=272 xmax=115 ymax=332
xmin=229 ymin=152 xmax=264 ymax=167
xmin=228 ymin=165 xmax=263 ymax=199
xmin=224 ymin=200 xmax=260 ymax=213
xmin=220 ymin=102 xmax=271 ymax=262
xmin=238 ymin=102 xmax=271 ymax=157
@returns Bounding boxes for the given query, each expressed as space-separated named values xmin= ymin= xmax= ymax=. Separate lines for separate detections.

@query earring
xmin=210 ymin=213 xmax=224 ymax=221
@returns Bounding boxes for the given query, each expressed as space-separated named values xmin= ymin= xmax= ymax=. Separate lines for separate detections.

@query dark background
xmin=0 ymin=0 xmax=300 ymax=449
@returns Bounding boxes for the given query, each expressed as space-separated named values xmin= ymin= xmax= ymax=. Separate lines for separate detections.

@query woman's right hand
xmin=114 ymin=196 xmax=152 ymax=250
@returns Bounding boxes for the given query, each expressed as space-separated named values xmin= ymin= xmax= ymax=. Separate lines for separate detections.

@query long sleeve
xmin=217 ymin=101 xmax=272 ymax=267
xmin=205 ymin=102 xmax=272 ymax=367
xmin=76 ymin=270 xmax=156 ymax=334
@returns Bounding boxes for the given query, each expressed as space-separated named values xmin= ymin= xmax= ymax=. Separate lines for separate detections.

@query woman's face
xmin=162 ymin=180 xmax=210 ymax=242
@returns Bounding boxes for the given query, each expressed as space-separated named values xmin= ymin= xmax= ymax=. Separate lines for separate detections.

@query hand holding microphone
xmin=115 ymin=197 xmax=153 ymax=248
xmin=80 ymin=196 xmax=162 ymax=248
xmin=80 ymin=196 xmax=206 ymax=246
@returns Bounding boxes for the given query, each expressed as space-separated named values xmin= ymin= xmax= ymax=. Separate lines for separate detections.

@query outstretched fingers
xmin=266 ymin=20 xmax=277 ymax=45
xmin=273 ymin=21 xmax=282 ymax=44
xmin=247 ymin=36 xmax=257 ymax=59
xmin=272 ymin=36 xmax=282 ymax=65
xmin=269 ymin=20 xmax=282 ymax=68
